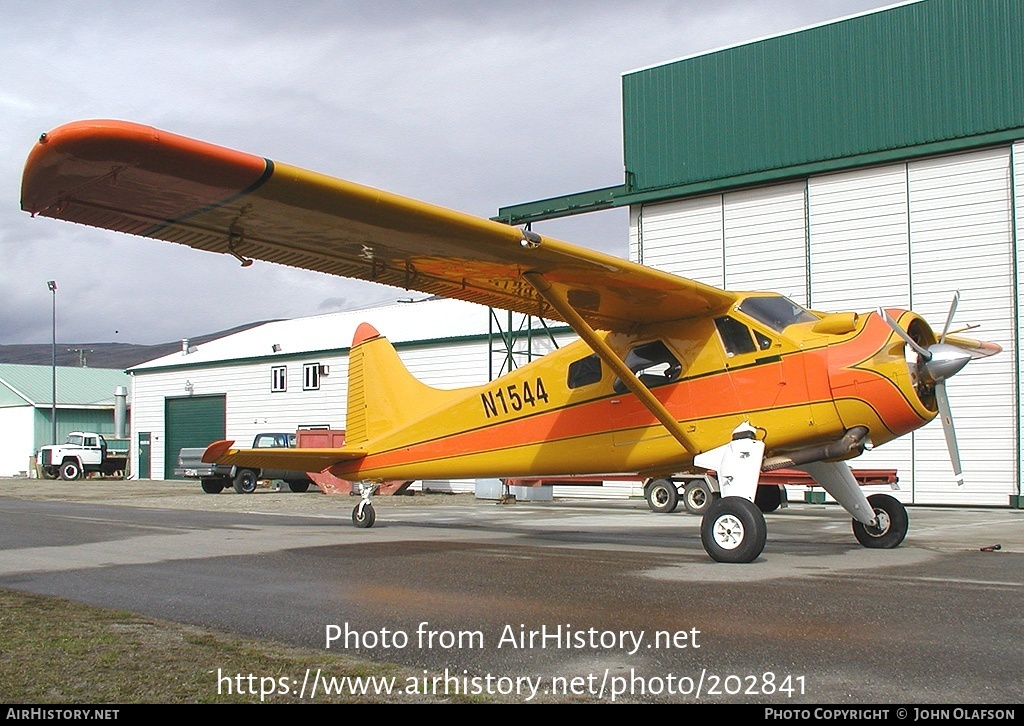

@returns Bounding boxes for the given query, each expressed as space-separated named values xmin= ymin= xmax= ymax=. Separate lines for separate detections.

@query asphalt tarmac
xmin=0 ymin=477 xmax=1021 ymax=704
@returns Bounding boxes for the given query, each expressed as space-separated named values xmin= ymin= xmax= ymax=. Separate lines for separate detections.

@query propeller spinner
xmin=878 ymin=292 xmax=998 ymax=486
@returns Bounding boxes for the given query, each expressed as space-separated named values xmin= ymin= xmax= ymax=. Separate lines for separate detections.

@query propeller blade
xmin=939 ymin=291 xmax=960 ymax=343
xmin=935 ymin=381 xmax=964 ymax=487
xmin=877 ymin=308 xmax=932 ymax=360
xmin=943 ymin=334 xmax=1002 ymax=360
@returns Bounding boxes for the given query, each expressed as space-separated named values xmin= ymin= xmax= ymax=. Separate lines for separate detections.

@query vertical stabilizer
xmin=344 ymin=322 xmax=454 ymax=447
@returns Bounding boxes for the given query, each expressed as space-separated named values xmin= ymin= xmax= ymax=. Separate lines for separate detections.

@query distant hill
xmin=0 ymin=321 xmax=275 ymax=370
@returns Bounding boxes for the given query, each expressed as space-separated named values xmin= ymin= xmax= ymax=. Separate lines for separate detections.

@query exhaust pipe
xmin=762 ymin=426 xmax=869 ymax=471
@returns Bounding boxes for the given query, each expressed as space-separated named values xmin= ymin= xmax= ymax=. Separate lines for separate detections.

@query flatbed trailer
xmin=502 ymin=468 xmax=899 ymax=515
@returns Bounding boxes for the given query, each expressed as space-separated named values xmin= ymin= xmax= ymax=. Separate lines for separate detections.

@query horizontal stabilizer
xmin=201 ymin=439 xmax=366 ymax=473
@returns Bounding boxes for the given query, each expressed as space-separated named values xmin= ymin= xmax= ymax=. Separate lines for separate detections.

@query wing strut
xmin=523 ymin=271 xmax=698 ymax=455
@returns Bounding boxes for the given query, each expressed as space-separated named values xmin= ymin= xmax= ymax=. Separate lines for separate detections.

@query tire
xmin=683 ymin=479 xmax=717 ymax=515
xmin=852 ymin=493 xmax=909 ymax=549
xmin=287 ymin=480 xmax=311 ymax=493
xmin=352 ymin=502 xmax=376 ymax=528
xmin=754 ymin=484 xmax=783 ymax=513
xmin=645 ymin=479 xmax=679 ymax=513
xmin=59 ymin=460 xmax=82 ymax=481
xmin=232 ymin=469 xmax=259 ymax=494
xmin=700 ymin=497 xmax=767 ymax=563
xmin=201 ymin=478 xmax=225 ymax=494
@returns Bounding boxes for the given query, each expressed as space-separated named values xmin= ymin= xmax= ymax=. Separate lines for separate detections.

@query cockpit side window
xmin=715 ymin=316 xmax=757 ymax=357
xmin=754 ymin=330 xmax=773 ymax=351
xmin=613 ymin=341 xmax=682 ymax=394
xmin=567 ymin=354 xmax=602 ymax=389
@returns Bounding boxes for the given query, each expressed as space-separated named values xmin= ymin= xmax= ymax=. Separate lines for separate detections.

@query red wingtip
xmin=202 ymin=439 xmax=235 ymax=463
xmin=352 ymin=322 xmax=381 ymax=347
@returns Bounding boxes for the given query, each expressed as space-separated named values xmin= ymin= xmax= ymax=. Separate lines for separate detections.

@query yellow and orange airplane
xmin=21 ymin=120 xmax=1000 ymax=562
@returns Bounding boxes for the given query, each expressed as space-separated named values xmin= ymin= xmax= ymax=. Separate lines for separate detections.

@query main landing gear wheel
xmin=645 ymin=479 xmax=679 ymax=513
xmin=700 ymin=497 xmax=767 ymax=563
xmin=852 ymin=493 xmax=908 ymax=549
xmin=683 ymin=480 xmax=717 ymax=515
xmin=352 ymin=502 xmax=376 ymax=528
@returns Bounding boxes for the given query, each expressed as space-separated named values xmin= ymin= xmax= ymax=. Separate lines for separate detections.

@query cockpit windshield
xmin=737 ymin=295 xmax=817 ymax=333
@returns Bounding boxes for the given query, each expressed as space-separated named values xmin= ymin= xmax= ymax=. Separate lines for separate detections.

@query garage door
xmin=164 ymin=395 xmax=226 ymax=479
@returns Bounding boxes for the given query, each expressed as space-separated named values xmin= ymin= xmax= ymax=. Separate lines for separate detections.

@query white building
xmin=128 ymin=298 xmax=575 ymax=489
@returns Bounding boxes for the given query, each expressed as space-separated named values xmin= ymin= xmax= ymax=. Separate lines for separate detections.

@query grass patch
xmin=0 ymin=589 xmax=468 ymax=703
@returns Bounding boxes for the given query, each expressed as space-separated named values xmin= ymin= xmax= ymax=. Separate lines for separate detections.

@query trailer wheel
xmin=201 ymin=478 xmax=225 ymax=494
xmin=683 ymin=479 xmax=717 ymax=515
xmin=232 ymin=469 xmax=258 ymax=494
xmin=645 ymin=479 xmax=679 ymax=513
xmin=59 ymin=460 xmax=82 ymax=481
xmin=754 ymin=484 xmax=783 ymax=513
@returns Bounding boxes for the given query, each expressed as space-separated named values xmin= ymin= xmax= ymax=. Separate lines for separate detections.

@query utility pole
xmin=47 ymin=280 xmax=57 ymax=444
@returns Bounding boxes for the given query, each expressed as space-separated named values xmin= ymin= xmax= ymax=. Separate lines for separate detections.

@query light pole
xmin=47 ymin=280 xmax=57 ymax=445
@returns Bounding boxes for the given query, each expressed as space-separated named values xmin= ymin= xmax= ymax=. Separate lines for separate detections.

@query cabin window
xmin=271 ymin=366 xmax=287 ymax=392
xmin=567 ymin=354 xmax=602 ymax=389
xmin=715 ymin=316 xmax=757 ymax=357
xmin=613 ymin=341 xmax=682 ymax=393
xmin=738 ymin=295 xmax=816 ymax=332
xmin=754 ymin=330 xmax=774 ymax=351
xmin=303 ymin=362 xmax=321 ymax=390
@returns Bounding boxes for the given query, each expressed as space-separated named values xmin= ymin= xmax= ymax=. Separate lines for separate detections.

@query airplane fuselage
xmin=331 ymin=295 xmax=937 ymax=483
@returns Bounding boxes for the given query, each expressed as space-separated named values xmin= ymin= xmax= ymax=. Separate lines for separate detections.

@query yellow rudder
xmin=344 ymin=323 xmax=456 ymax=447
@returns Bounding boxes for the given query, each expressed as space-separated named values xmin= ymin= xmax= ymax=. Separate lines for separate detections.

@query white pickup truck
xmin=37 ymin=432 xmax=130 ymax=480
xmin=175 ymin=432 xmax=315 ymax=494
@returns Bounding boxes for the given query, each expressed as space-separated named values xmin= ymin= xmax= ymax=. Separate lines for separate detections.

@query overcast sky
xmin=1 ymin=0 xmax=898 ymax=345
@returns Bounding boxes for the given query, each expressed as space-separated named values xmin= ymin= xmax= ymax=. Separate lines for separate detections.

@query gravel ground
xmin=0 ymin=475 xmax=490 ymax=516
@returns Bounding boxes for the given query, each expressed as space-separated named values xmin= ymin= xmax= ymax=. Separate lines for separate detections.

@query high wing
xmin=21 ymin=120 xmax=736 ymax=331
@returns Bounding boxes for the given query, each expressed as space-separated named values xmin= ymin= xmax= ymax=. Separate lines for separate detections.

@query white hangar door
xmin=632 ymin=195 xmax=725 ymax=288
xmin=631 ymin=145 xmax=1019 ymax=505
xmin=906 ymin=147 xmax=1016 ymax=505
xmin=722 ymin=182 xmax=809 ymax=305
xmin=807 ymin=163 xmax=915 ymax=501
xmin=806 ymin=148 xmax=1015 ymax=504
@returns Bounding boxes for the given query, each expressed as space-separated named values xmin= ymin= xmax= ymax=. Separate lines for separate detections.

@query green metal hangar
xmin=499 ymin=0 xmax=1023 ymax=507
xmin=0 ymin=364 xmax=130 ymax=476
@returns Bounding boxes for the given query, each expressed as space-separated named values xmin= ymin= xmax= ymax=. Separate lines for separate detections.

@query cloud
xmin=0 ymin=0 xmax=894 ymax=345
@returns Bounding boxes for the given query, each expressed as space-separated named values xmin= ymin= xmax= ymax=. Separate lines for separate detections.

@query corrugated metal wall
xmin=632 ymin=145 xmax=1019 ymax=505
xmin=622 ymin=0 xmax=1024 ymax=197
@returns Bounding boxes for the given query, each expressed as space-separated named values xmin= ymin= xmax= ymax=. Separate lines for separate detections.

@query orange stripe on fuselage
xmin=335 ymin=348 xmax=834 ymax=478
xmin=823 ymin=312 xmax=931 ymax=438
xmin=329 ymin=312 xmax=930 ymax=481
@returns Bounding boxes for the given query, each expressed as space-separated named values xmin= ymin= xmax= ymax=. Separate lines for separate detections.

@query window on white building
xmin=303 ymin=362 xmax=321 ymax=390
xmin=271 ymin=366 xmax=287 ymax=392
